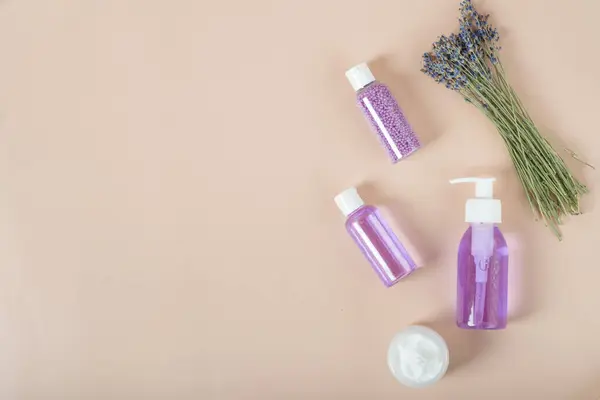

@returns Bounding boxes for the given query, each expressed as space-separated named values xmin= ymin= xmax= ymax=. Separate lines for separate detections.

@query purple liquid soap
xmin=457 ymin=226 xmax=508 ymax=329
xmin=346 ymin=62 xmax=421 ymax=163
xmin=335 ymin=187 xmax=417 ymax=287
xmin=450 ymin=177 xmax=509 ymax=330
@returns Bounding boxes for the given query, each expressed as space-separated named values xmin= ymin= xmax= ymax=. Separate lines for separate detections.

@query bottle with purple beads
xmin=335 ymin=187 xmax=418 ymax=287
xmin=346 ymin=62 xmax=421 ymax=163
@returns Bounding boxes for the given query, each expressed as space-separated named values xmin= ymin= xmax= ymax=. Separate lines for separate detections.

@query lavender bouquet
xmin=422 ymin=0 xmax=587 ymax=239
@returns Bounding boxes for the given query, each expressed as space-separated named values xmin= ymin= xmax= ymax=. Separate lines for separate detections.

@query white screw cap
xmin=334 ymin=187 xmax=365 ymax=217
xmin=345 ymin=62 xmax=376 ymax=92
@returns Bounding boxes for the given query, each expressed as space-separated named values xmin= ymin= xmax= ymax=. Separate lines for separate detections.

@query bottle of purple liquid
xmin=345 ymin=62 xmax=421 ymax=163
xmin=334 ymin=187 xmax=417 ymax=287
xmin=450 ymin=177 xmax=509 ymax=329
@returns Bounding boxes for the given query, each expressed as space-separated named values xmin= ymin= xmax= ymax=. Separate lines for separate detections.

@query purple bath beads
xmin=345 ymin=63 xmax=421 ymax=163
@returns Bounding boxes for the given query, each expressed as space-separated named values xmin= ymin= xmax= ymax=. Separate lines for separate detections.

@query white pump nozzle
xmin=450 ymin=177 xmax=501 ymax=224
xmin=449 ymin=177 xmax=495 ymax=198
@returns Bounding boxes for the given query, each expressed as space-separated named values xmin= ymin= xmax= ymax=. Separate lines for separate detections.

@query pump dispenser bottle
xmin=450 ymin=178 xmax=509 ymax=329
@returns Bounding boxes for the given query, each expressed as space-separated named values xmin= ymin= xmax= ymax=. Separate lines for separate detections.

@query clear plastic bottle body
xmin=457 ymin=225 xmax=509 ymax=329
xmin=345 ymin=205 xmax=417 ymax=287
xmin=356 ymin=82 xmax=421 ymax=163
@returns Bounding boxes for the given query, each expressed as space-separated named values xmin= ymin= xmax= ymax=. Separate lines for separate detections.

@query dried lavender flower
xmin=422 ymin=0 xmax=587 ymax=239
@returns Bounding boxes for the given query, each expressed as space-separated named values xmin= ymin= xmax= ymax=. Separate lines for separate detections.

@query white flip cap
xmin=387 ymin=325 xmax=449 ymax=388
xmin=345 ymin=62 xmax=376 ymax=92
xmin=334 ymin=187 xmax=364 ymax=217
xmin=450 ymin=177 xmax=502 ymax=224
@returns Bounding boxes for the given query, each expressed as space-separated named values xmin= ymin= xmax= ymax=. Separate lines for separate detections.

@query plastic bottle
xmin=450 ymin=177 xmax=509 ymax=329
xmin=345 ymin=62 xmax=421 ymax=163
xmin=334 ymin=187 xmax=417 ymax=287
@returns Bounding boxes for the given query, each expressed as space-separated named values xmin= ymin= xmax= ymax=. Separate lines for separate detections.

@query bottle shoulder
xmin=493 ymin=226 xmax=507 ymax=245
xmin=356 ymin=81 xmax=388 ymax=97
xmin=459 ymin=225 xmax=508 ymax=247
xmin=345 ymin=205 xmax=377 ymax=224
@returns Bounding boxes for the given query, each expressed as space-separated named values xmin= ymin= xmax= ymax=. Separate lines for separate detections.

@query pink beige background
xmin=0 ymin=0 xmax=599 ymax=398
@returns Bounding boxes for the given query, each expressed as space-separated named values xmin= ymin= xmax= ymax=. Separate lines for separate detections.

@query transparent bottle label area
xmin=457 ymin=226 xmax=509 ymax=329
xmin=346 ymin=206 xmax=418 ymax=287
